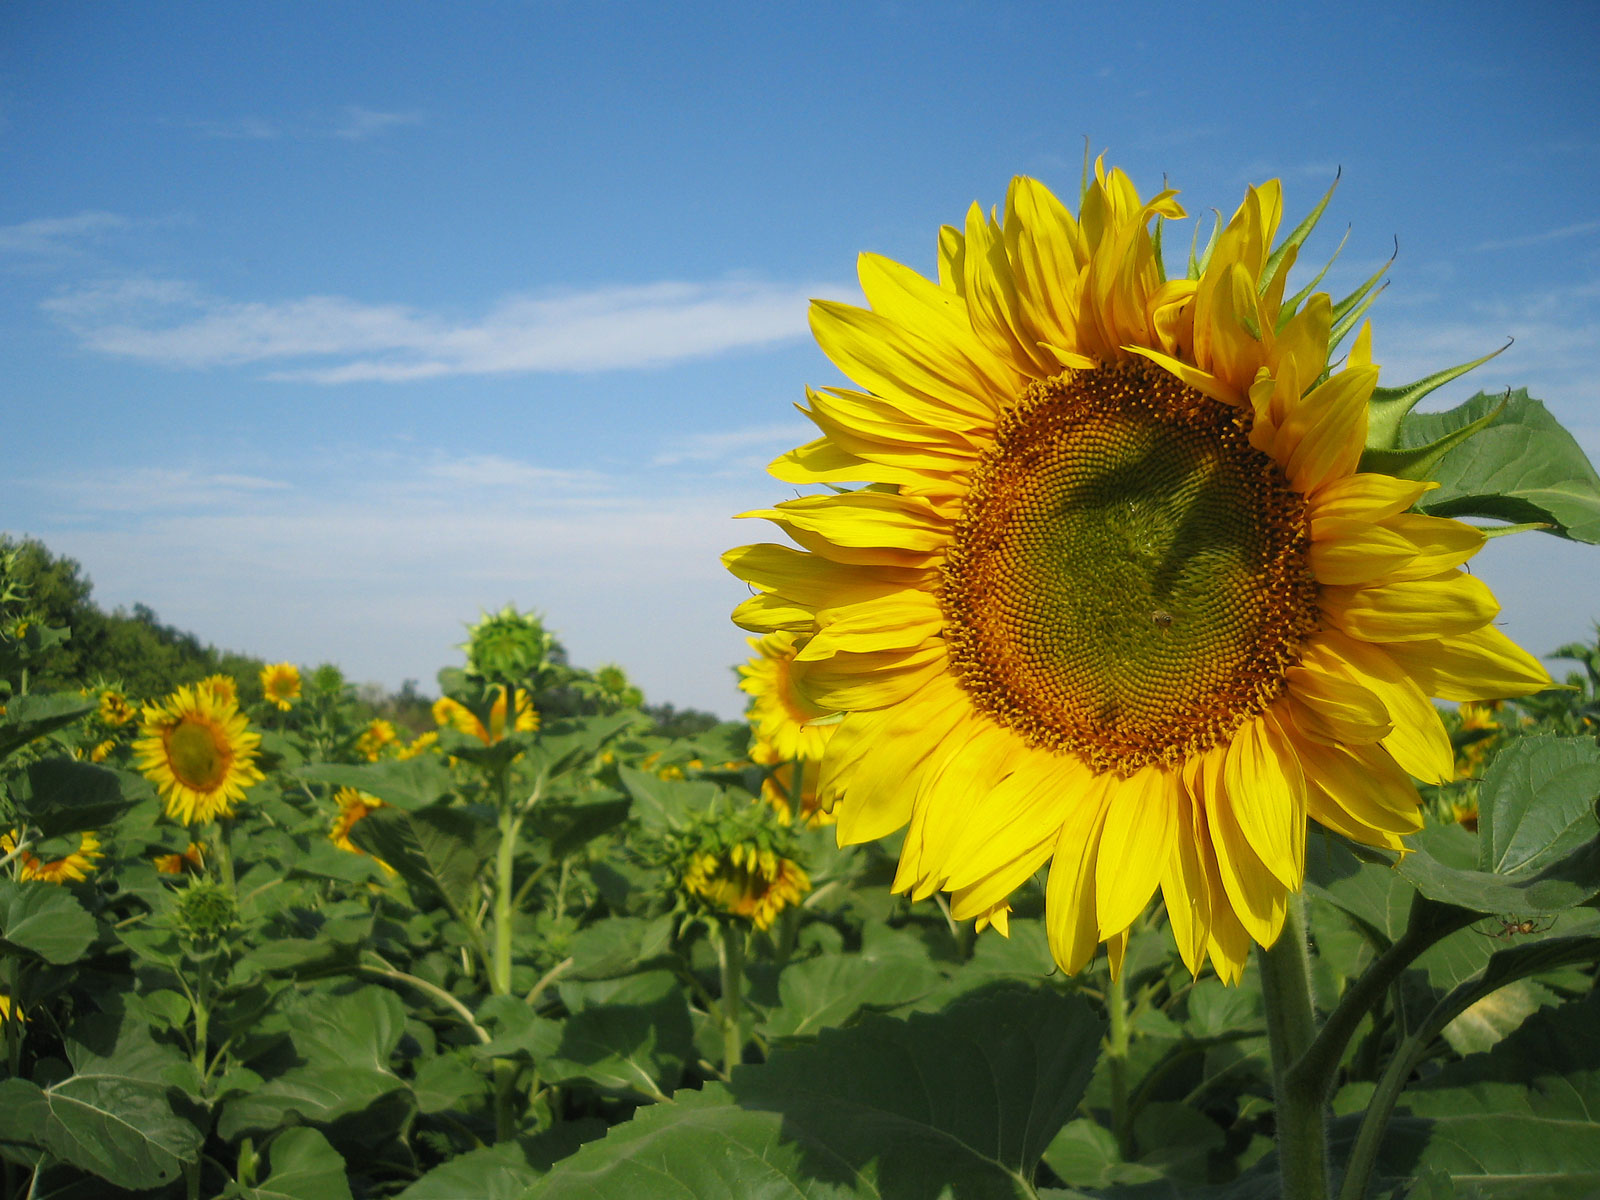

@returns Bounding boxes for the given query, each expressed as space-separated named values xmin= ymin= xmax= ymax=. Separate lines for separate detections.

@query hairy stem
xmin=1257 ymin=895 xmax=1328 ymax=1200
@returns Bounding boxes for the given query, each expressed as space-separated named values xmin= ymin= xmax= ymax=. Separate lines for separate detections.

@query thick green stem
xmin=493 ymin=1057 xmax=520 ymax=1143
xmin=213 ymin=820 xmax=235 ymax=892
xmin=715 ymin=922 xmax=746 ymax=1075
xmin=191 ymin=952 xmax=213 ymax=1084
xmin=1257 ymin=895 xmax=1328 ymax=1200
xmin=491 ymin=783 xmax=521 ymax=997
xmin=1105 ymin=964 xmax=1134 ymax=1160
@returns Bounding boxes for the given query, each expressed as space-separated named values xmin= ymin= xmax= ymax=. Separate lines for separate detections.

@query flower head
xmin=197 ymin=674 xmax=239 ymax=707
xmin=259 ymin=663 xmax=301 ymax=710
xmin=330 ymin=786 xmax=396 ymax=874
xmin=3 ymin=829 xmax=102 ymax=883
xmin=134 ymin=684 xmax=265 ymax=825
xmin=666 ymin=799 xmax=811 ymax=931
xmin=97 ymin=689 xmax=135 ymax=728
xmin=461 ymin=606 xmax=553 ymax=684
xmin=432 ymin=686 xmax=539 ymax=745
xmin=355 ymin=718 xmax=398 ymax=761
xmin=153 ymin=842 xmax=206 ymax=876
xmin=727 ymin=163 xmax=1551 ymax=981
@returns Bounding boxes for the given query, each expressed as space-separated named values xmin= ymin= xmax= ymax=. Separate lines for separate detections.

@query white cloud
xmin=332 ymin=107 xmax=424 ymax=140
xmin=0 ymin=212 xmax=132 ymax=256
xmin=1471 ymin=219 xmax=1600 ymax=253
xmin=184 ymin=116 xmax=282 ymax=140
xmin=653 ymin=421 xmax=812 ymax=468
xmin=44 ymin=277 xmax=840 ymax=381
xmin=16 ymin=448 xmax=774 ymax=716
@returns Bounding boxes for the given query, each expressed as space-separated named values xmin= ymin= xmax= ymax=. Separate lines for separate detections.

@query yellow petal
xmin=1316 ymin=630 xmax=1454 ymax=785
xmin=1308 ymin=518 xmax=1425 ymax=586
xmin=1383 ymin=625 xmax=1553 ymax=701
xmin=1310 ymin=473 xmax=1436 ymax=522
xmin=1320 ymin=570 xmax=1500 ymax=643
xmin=1222 ymin=715 xmax=1306 ymax=891
xmin=1095 ymin=765 xmax=1178 ymax=938
xmin=1044 ymin=773 xmax=1116 ymax=975
xmin=1198 ymin=744 xmax=1289 ymax=947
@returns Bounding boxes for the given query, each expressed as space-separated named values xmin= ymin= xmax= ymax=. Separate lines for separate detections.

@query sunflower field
xmin=7 ymin=164 xmax=1600 ymax=1200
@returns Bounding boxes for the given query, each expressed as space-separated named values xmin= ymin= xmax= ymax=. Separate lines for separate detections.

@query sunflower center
xmin=165 ymin=719 xmax=230 ymax=791
xmin=941 ymin=363 xmax=1317 ymax=772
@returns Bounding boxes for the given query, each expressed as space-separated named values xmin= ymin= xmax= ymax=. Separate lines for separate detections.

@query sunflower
xmin=134 ymin=685 xmax=265 ymax=825
xmin=0 ymin=993 xmax=20 ymax=1025
xmin=751 ymin=740 xmax=834 ymax=827
xmin=726 ymin=162 xmax=1551 ymax=982
xmin=2 ymin=829 xmax=103 ymax=883
xmin=396 ymin=730 xmax=440 ymax=760
xmin=432 ymin=686 xmax=540 ymax=745
xmin=153 ymin=842 xmax=206 ymax=875
xmin=682 ymin=841 xmax=811 ymax=931
xmin=739 ymin=632 xmax=836 ymax=762
xmin=259 ymin=663 xmax=301 ymax=710
xmin=98 ymin=689 xmax=135 ymax=728
xmin=355 ymin=718 xmax=399 ymax=761
xmin=197 ymin=674 xmax=239 ymax=706
xmin=330 ymin=787 xmax=396 ymax=874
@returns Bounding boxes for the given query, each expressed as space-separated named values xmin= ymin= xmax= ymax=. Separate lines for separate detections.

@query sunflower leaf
xmin=10 ymin=758 xmax=138 ymax=838
xmin=347 ymin=803 xmax=494 ymax=920
xmin=0 ymin=693 xmax=96 ymax=762
xmin=227 ymin=1127 xmax=353 ymax=1200
xmin=0 ymin=878 xmax=97 ymax=964
xmin=525 ymin=987 xmax=1103 ymax=1198
xmin=295 ymin=758 xmax=455 ymax=812
xmin=1392 ymin=823 xmax=1600 ymax=915
xmin=1476 ymin=735 xmax=1600 ymax=876
xmin=1353 ymin=992 xmax=1600 ymax=1195
xmin=1387 ymin=388 xmax=1600 ymax=542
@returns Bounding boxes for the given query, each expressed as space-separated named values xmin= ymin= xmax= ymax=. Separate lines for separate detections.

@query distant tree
xmin=645 ymin=702 xmax=723 ymax=739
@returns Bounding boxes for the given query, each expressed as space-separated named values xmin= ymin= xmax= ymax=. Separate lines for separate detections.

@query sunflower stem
xmin=1257 ymin=894 xmax=1328 ymax=1200
xmin=213 ymin=819 xmax=235 ymax=893
xmin=1106 ymin=963 xmax=1135 ymax=1161
xmin=714 ymin=921 xmax=746 ymax=1076
xmin=491 ymin=764 xmax=521 ymax=997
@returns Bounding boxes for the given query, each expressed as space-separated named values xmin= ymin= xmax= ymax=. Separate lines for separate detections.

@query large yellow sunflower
xmin=726 ymin=162 xmax=1551 ymax=982
xmin=134 ymin=685 xmax=265 ymax=825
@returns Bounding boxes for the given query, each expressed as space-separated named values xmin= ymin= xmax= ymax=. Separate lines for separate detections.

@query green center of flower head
xmin=941 ymin=362 xmax=1318 ymax=772
xmin=166 ymin=719 xmax=228 ymax=790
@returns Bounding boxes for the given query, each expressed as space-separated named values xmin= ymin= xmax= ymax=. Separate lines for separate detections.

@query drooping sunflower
xmin=153 ymin=841 xmax=206 ymax=876
xmin=682 ymin=841 xmax=811 ymax=931
xmin=2 ymin=829 xmax=103 ymax=883
xmin=726 ymin=162 xmax=1551 ymax=981
xmin=134 ymin=685 xmax=265 ymax=825
xmin=432 ymin=686 xmax=540 ymax=745
xmin=330 ymin=786 xmax=397 ymax=875
xmin=97 ymin=688 xmax=135 ymax=728
xmin=259 ymin=662 xmax=301 ymax=710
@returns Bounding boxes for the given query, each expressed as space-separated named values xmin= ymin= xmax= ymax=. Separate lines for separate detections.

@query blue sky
xmin=5 ymin=1 xmax=1598 ymax=716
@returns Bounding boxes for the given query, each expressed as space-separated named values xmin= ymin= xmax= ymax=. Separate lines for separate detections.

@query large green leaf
xmin=759 ymin=931 xmax=944 ymax=1039
xmin=10 ymin=758 xmax=140 ymax=837
xmin=217 ymin=989 xmax=409 ymax=1140
xmin=0 ymin=879 xmax=96 ymax=964
xmin=526 ymin=987 xmax=1104 ymax=1198
xmin=229 ymin=1128 xmax=354 ymax=1200
xmin=347 ymin=803 xmax=494 ymax=917
xmin=295 ymin=758 xmax=455 ymax=811
xmin=1366 ymin=992 xmax=1600 ymax=1195
xmin=398 ymin=1143 xmax=543 ymax=1200
xmin=0 ymin=693 xmax=95 ymax=761
xmin=1400 ymin=389 xmax=1600 ymax=542
xmin=615 ymin=765 xmax=721 ymax=830
xmin=0 ymin=1014 xmax=204 ymax=1192
xmin=1476 ymin=736 xmax=1600 ymax=875
xmin=1352 ymin=824 xmax=1600 ymax=917
xmin=540 ymin=971 xmax=695 ymax=1102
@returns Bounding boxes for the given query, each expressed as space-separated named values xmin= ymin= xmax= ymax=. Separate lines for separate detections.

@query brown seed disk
xmin=939 ymin=362 xmax=1318 ymax=773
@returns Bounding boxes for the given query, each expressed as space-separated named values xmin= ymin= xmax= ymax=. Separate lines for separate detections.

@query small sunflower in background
xmin=355 ymin=717 xmax=399 ymax=761
xmin=97 ymin=688 xmax=135 ymax=728
xmin=727 ymin=161 xmax=1550 ymax=981
xmin=2 ymin=829 xmax=103 ymax=884
xmin=432 ymin=686 xmax=539 ymax=746
xmin=666 ymin=801 xmax=810 ymax=932
xmin=739 ymin=632 xmax=837 ymax=825
xmin=153 ymin=842 xmax=206 ymax=876
xmin=134 ymin=684 xmax=265 ymax=825
xmin=259 ymin=662 xmax=301 ymax=711
xmin=396 ymin=730 xmax=439 ymax=760
xmin=197 ymin=674 xmax=239 ymax=707
xmin=329 ymin=786 xmax=396 ymax=875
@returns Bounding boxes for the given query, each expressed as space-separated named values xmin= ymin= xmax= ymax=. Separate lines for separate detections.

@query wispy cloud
xmin=653 ymin=422 xmax=812 ymax=469
xmin=0 ymin=212 xmax=132 ymax=256
xmin=17 ymin=448 xmax=771 ymax=713
xmin=44 ymin=276 xmax=839 ymax=381
xmin=179 ymin=106 xmax=422 ymax=142
xmin=331 ymin=107 xmax=424 ymax=140
xmin=1471 ymin=218 xmax=1600 ymax=253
